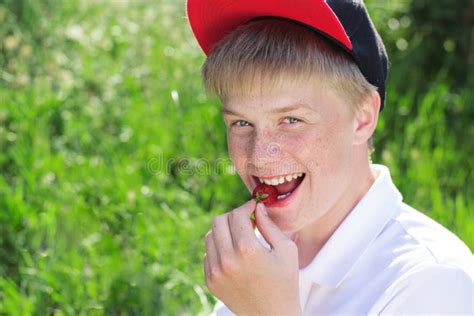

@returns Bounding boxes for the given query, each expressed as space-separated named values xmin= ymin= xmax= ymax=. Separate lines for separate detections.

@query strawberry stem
xmin=251 ymin=192 xmax=270 ymax=224
xmin=255 ymin=193 xmax=269 ymax=203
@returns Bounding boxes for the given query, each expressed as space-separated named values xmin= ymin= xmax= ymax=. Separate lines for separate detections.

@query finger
xmin=290 ymin=233 xmax=300 ymax=245
xmin=203 ymin=252 xmax=210 ymax=282
xmin=211 ymin=214 xmax=235 ymax=262
xmin=240 ymin=198 xmax=258 ymax=216
xmin=205 ymin=230 xmax=219 ymax=267
xmin=255 ymin=203 xmax=291 ymax=250
xmin=204 ymin=229 xmax=212 ymax=240
xmin=228 ymin=199 xmax=261 ymax=251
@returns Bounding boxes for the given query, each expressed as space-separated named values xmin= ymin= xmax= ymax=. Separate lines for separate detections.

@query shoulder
xmin=371 ymin=263 xmax=474 ymax=314
xmin=368 ymin=203 xmax=474 ymax=314
xmin=375 ymin=202 xmax=473 ymax=271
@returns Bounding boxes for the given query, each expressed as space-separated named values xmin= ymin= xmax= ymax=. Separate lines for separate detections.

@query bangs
xmin=207 ymin=65 xmax=321 ymax=101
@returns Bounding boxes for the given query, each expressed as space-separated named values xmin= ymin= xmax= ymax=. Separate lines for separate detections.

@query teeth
xmin=277 ymin=192 xmax=291 ymax=200
xmin=258 ymin=173 xmax=304 ymax=186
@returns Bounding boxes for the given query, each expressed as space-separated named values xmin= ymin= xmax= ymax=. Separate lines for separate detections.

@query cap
xmin=186 ymin=0 xmax=388 ymax=110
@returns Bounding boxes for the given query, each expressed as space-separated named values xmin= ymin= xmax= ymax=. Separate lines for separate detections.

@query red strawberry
xmin=252 ymin=184 xmax=278 ymax=206
xmin=250 ymin=184 xmax=278 ymax=227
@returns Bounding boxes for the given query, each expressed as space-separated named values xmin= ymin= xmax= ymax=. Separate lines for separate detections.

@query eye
xmin=282 ymin=117 xmax=302 ymax=124
xmin=231 ymin=119 xmax=251 ymax=127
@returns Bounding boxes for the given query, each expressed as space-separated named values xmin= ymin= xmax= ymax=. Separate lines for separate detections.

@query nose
xmin=248 ymin=129 xmax=283 ymax=168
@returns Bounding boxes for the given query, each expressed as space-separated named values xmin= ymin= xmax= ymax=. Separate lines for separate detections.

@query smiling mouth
xmin=253 ymin=173 xmax=306 ymax=200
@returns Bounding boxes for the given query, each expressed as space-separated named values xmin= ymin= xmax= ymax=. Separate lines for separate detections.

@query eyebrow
xmin=221 ymin=103 xmax=315 ymax=116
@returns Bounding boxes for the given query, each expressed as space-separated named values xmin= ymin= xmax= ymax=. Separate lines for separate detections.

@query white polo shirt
xmin=212 ymin=164 xmax=474 ymax=315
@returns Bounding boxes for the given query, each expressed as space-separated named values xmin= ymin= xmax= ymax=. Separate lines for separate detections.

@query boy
xmin=187 ymin=0 xmax=474 ymax=314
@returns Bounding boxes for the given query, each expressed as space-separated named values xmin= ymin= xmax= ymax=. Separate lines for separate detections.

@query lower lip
xmin=267 ymin=176 xmax=304 ymax=208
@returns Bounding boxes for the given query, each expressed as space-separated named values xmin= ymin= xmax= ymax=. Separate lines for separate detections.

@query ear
xmin=353 ymin=90 xmax=380 ymax=146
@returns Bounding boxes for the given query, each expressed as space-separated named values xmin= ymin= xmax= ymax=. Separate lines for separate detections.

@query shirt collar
xmin=299 ymin=164 xmax=403 ymax=288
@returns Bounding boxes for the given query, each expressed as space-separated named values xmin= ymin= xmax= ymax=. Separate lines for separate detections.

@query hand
xmin=204 ymin=199 xmax=301 ymax=315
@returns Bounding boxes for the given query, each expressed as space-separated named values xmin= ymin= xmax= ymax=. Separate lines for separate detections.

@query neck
xmin=294 ymin=160 xmax=377 ymax=269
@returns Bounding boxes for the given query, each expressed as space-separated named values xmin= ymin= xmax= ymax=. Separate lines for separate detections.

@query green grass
xmin=0 ymin=0 xmax=472 ymax=314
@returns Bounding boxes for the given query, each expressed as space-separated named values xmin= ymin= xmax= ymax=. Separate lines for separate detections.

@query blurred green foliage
xmin=366 ymin=0 xmax=473 ymax=90
xmin=0 ymin=0 xmax=472 ymax=314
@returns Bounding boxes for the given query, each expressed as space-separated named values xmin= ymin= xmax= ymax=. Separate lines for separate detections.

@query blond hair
xmin=201 ymin=18 xmax=377 ymax=152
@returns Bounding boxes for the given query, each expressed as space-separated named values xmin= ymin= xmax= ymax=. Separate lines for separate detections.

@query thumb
xmin=255 ymin=203 xmax=290 ymax=250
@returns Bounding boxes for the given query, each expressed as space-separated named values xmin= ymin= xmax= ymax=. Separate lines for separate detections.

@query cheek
xmin=298 ymin=120 xmax=353 ymax=175
xmin=324 ymin=117 xmax=354 ymax=167
xmin=227 ymin=134 xmax=249 ymax=173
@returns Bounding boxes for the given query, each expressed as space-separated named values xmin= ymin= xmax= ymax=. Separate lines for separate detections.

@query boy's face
xmin=222 ymin=78 xmax=361 ymax=235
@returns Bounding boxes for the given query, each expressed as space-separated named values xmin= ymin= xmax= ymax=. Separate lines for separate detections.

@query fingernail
xmin=257 ymin=203 xmax=267 ymax=216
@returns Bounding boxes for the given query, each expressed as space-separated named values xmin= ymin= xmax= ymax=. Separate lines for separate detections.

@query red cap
xmin=186 ymin=0 xmax=389 ymax=110
xmin=187 ymin=0 xmax=352 ymax=56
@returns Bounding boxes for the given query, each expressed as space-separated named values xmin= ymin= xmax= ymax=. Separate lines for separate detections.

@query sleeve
xmin=375 ymin=264 xmax=474 ymax=315
xmin=211 ymin=299 xmax=235 ymax=316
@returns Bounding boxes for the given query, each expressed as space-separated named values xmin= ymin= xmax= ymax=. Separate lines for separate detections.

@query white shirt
xmin=212 ymin=164 xmax=474 ymax=315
